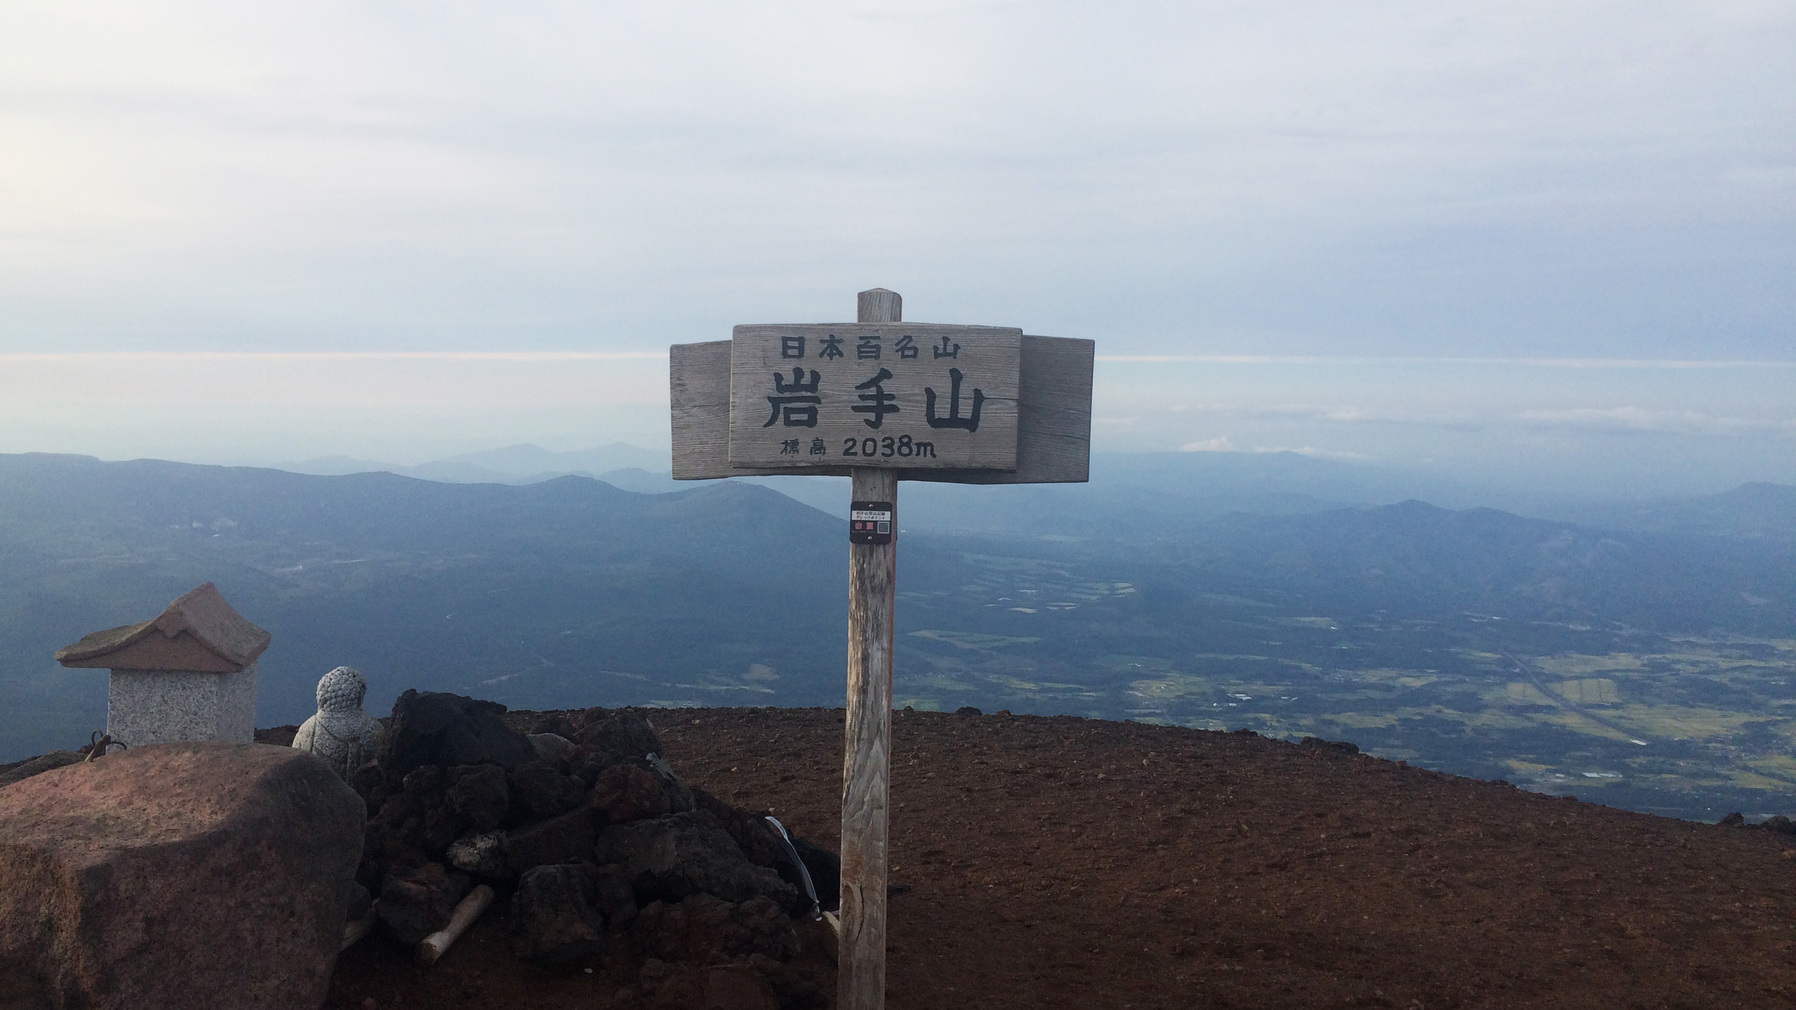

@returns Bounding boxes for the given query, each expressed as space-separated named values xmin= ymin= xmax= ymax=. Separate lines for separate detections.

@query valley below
xmin=2 ymin=451 xmax=1792 ymax=825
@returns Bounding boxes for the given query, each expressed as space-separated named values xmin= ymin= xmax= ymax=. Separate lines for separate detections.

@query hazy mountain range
xmin=272 ymin=441 xmax=1796 ymax=542
xmin=275 ymin=442 xmax=670 ymax=487
xmin=2 ymin=449 xmax=1791 ymax=820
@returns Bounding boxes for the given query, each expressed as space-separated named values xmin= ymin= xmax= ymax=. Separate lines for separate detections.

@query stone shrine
xmin=54 ymin=582 xmax=269 ymax=747
xmin=291 ymin=665 xmax=384 ymax=778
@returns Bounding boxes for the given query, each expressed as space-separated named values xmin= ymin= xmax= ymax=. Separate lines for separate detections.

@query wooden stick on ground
xmin=340 ymin=907 xmax=376 ymax=952
xmin=416 ymin=884 xmax=495 ymax=966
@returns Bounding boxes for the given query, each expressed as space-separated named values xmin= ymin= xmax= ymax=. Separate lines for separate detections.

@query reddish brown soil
xmin=329 ymin=707 xmax=1796 ymax=1009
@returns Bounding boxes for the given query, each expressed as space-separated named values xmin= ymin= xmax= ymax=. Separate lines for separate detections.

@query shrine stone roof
xmin=55 ymin=583 xmax=271 ymax=673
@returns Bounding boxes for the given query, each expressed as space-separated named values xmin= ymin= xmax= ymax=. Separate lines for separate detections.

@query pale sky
xmin=1 ymin=2 xmax=1790 ymax=494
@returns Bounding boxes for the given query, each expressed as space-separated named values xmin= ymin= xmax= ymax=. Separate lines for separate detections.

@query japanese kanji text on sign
xmin=727 ymin=323 xmax=1023 ymax=471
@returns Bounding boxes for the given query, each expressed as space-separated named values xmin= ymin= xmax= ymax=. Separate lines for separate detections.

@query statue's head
xmin=316 ymin=666 xmax=367 ymax=713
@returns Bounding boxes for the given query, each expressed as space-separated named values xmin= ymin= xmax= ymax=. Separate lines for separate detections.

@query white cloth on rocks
xmin=292 ymin=666 xmax=383 ymax=779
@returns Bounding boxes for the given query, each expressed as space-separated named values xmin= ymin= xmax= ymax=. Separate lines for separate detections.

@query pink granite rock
xmin=0 ymin=743 xmax=363 ymax=1009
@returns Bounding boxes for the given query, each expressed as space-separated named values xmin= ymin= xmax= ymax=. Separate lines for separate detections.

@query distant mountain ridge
xmin=0 ymin=453 xmax=846 ymax=759
xmin=276 ymin=442 xmax=666 ymax=486
xmin=2 ymin=452 xmax=1790 ymax=825
xmin=1559 ymin=482 xmax=1796 ymax=543
xmin=267 ymin=443 xmax=1796 ymax=542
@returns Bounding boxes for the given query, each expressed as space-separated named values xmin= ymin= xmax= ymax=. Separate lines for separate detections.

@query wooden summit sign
xmin=669 ymin=289 xmax=1093 ymax=1010
xmin=727 ymin=323 xmax=1022 ymax=470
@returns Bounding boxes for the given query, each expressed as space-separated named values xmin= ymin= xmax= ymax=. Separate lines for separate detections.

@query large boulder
xmin=590 ymin=762 xmax=672 ymax=823
xmin=692 ymin=790 xmax=830 ymax=916
xmin=377 ymin=690 xmax=535 ymax=777
xmin=593 ymin=811 xmax=798 ymax=908
xmin=572 ymin=710 xmax=664 ymax=763
xmin=508 ymin=863 xmax=605 ymax=964
xmin=0 ymin=743 xmax=363 ymax=1010
xmin=503 ymin=806 xmax=605 ymax=875
xmin=445 ymin=763 xmax=509 ymax=832
xmin=505 ymin=762 xmax=588 ymax=823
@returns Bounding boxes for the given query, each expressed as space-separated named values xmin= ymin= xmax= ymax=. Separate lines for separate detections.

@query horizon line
xmin=1 ymin=351 xmax=1791 ymax=369
xmin=0 ymin=351 xmax=667 ymax=361
xmin=1096 ymin=355 xmax=1796 ymax=368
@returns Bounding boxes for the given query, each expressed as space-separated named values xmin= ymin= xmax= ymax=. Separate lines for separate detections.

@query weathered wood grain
xmin=857 ymin=288 xmax=901 ymax=324
xmin=840 ymin=465 xmax=895 ymax=1010
xmin=671 ymin=335 xmax=1091 ymax=483
xmin=904 ymin=334 xmax=1093 ymax=484
xmin=839 ymin=287 xmax=900 ymax=1010
xmin=670 ymin=341 xmax=795 ymax=480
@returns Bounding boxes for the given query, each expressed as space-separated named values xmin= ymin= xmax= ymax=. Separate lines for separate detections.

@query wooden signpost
xmin=670 ymin=289 xmax=1093 ymax=1010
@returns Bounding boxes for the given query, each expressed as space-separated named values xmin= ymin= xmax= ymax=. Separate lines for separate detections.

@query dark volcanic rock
xmin=528 ymin=732 xmax=577 ymax=763
xmin=592 ymin=762 xmax=673 ymax=823
xmin=696 ymin=788 xmax=785 ymax=867
xmin=646 ymin=754 xmax=697 ymax=813
xmin=348 ymin=760 xmax=392 ymax=812
xmin=507 ymin=762 xmax=589 ymax=823
xmin=403 ymin=763 xmax=445 ymax=794
xmin=593 ymin=811 xmax=798 ymax=908
xmin=366 ymin=790 xmax=429 ymax=867
xmin=689 ymin=789 xmax=835 ymax=914
xmin=413 ymin=770 xmax=467 ymax=853
xmin=531 ymin=715 xmax=580 ymax=739
xmin=504 ymin=807 xmax=604 ymax=875
xmin=509 ymin=863 xmax=605 ymax=964
xmin=635 ymin=893 xmax=799 ymax=962
xmin=378 ymin=862 xmax=471 ymax=945
xmin=379 ymin=690 xmax=535 ymax=776
xmin=0 ymin=751 xmax=84 ymax=789
xmin=0 ymin=743 xmax=362 ymax=1010
xmin=367 ymin=771 xmax=465 ymax=866
xmin=447 ymin=763 xmax=510 ymax=831
xmin=575 ymin=710 xmax=664 ymax=762
xmin=567 ymin=748 xmax=614 ymax=788
xmin=592 ymin=863 xmax=640 ymax=931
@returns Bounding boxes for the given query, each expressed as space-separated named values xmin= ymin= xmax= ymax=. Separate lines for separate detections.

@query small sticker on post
xmin=849 ymin=500 xmax=894 ymax=545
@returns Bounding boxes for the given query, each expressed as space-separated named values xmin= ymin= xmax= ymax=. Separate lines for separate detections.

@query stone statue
xmin=291 ymin=666 xmax=383 ymax=779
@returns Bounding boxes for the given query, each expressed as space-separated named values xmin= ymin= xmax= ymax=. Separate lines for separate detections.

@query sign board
xmin=672 ymin=334 xmax=1094 ymax=484
xmin=667 ymin=289 xmax=1093 ymax=1010
xmin=728 ymin=324 xmax=1022 ymax=471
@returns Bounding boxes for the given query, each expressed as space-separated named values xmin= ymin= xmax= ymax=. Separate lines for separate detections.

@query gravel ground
xmin=328 ymin=705 xmax=1796 ymax=1009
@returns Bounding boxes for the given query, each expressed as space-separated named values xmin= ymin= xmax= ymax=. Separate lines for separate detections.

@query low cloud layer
xmin=1 ymin=352 xmax=1787 ymax=498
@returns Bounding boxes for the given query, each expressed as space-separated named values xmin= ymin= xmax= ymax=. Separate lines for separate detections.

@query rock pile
xmin=349 ymin=690 xmax=835 ymax=1007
